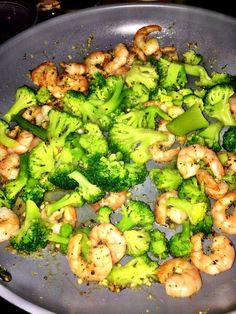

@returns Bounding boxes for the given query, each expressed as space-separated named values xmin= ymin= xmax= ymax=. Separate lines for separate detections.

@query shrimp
xmin=150 ymin=120 xmax=180 ymax=163
xmin=22 ymin=105 xmax=52 ymax=128
xmin=134 ymin=25 xmax=161 ymax=56
xmin=104 ymin=43 xmax=129 ymax=75
xmin=89 ymin=223 xmax=126 ymax=264
xmin=212 ymin=192 xmax=236 ymax=235
xmin=8 ymin=130 xmax=34 ymax=155
xmin=90 ymin=191 xmax=127 ymax=211
xmin=157 ymin=258 xmax=202 ymax=298
xmin=0 ymin=153 xmax=19 ymax=181
xmin=196 ymin=169 xmax=228 ymax=200
xmin=60 ymin=62 xmax=87 ymax=76
xmin=190 ymin=233 xmax=235 ymax=275
xmin=67 ymin=233 xmax=113 ymax=282
xmin=84 ymin=51 xmax=110 ymax=75
xmin=229 ymin=92 xmax=236 ymax=121
xmin=0 ymin=144 xmax=8 ymax=161
xmin=177 ymin=144 xmax=225 ymax=179
xmin=155 ymin=191 xmax=187 ymax=225
xmin=0 ymin=207 xmax=20 ymax=242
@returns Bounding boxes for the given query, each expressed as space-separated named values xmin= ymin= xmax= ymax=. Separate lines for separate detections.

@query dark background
xmin=0 ymin=0 xmax=235 ymax=313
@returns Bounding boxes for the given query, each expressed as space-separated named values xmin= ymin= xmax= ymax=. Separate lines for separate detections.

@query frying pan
xmin=0 ymin=3 xmax=236 ymax=314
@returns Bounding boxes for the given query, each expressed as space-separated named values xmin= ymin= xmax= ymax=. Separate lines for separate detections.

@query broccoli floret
xmin=186 ymin=121 xmax=223 ymax=152
xmin=12 ymin=114 xmax=47 ymax=141
xmin=150 ymin=168 xmax=183 ymax=192
xmin=124 ymin=229 xmax=150 ymax=257
xmin=178 ymin=177 xmax=208 ymax=204
xmin=0 ymin=119 xmax=18 ymax=148
xmin=204 ymin=84 xmax=235 ymax=126
xmin=222 ymin=170 xmax=236 ymax=191
xmin=184 ymin=63 xmax=232 ymax=87
xmin=121 ymin=83 xmax=150 ymax=110
xmin=36 ymin=86 xmax=53 ymax=104
xmin=117 ymin=200 xmax=155 ymax=232
xmin=4 ymin=154 xmax=29 ymax=205
xmin=183 ymin=94 xmax=204 ymax=109
xmin=29 ymin=142 xmax=55 ymax=179
xmin=20 ymin=177 xmax=45 ymax=206
xmin=79 ymin=123 xmax=108 ymax=157
xmin=107 ymin=255 xmax=158 ymax=289
xmin=168 ymin=221 xmax=193 ymax=257
xmin=183 ymin=50 xmax=203 ymax=65
xmin=48 ymin=163 xmax=78 ymax=190
xmin=4 ymin=86 xmax=37 ymax=123
xmin=84 ymin=153 xmax=148 ymax=192
xmin=166 ymin=103 xmax=209 ymax=136
xmin=125 ymin=61 xmax=158 ymax=90
xmin=222 ymin=126 xmax=236 ymax=153
xmin=167 ymin=197 xmax=207 ymax=225
xmin=191 ymin=215 xmax=213 ymax=235
xmin=149 ymin=229 xmax=169 ymax=259
xmin=97 ymin=206 xmax=113 ymax=224
xmin=108 ymin=123 xmax=167 ymax=164
xmin=0 ymin=190 xmax=11 ymax=208
xmin=157 ymin=57 xmax=187 ymax=91
xmin=47 ymin=110 xmax=82 ymax=149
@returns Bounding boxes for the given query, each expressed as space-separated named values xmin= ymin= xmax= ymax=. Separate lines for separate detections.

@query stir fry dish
xmin=0 ymin=24 xmax=236 ymax=298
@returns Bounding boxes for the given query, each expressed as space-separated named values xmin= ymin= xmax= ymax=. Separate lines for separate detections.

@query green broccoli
xmin=20 ymin=177 xmax=46 ymax=206
xmin=222 ymin=126 xmax=236 ymax=153
xmin=117 ymin=200 xmax=155 ymax=232
xmin=157 ymin=57 xmax=188 ymax=91
xmin=48 ymin=163 xmax=78 ymax=190
xmin=4 ymin=154 xmax=29 ymax=205
xmin=183 ymin=50 xmax=203 ymax=65
xmin=204 ymin=84 xmax=235 ymax=126
xmin=97 ymin=206 xmax=113 ymax=224
xmin=36 ymin=86 xmax=53 ymax=104
xmin=107 ymin=255 xmax=158 ymax=289
xmin=53 ymin=223 xmax=73 ymax=254
xmin=125 ymin=61 xmax=158 ymax=90
xmin=178 ymin=177 xmax=208 ymax=204
xmin=168 ymin=221 xmax=193 ymax=257
xmin=0 ymin=190 xmax=11 ymax=208
xmin=4 ymin=86 xmax=37 ymax=122
xmin=186 ymin=121 xmax=223 ymax=152
xmin=166 ymin=103 xmax=209 ymax=136
xmin=190 ymin=215 xmax=213 ymax=235
xmin=124 ymin=229 xmax=150 ymax=257
xmin=167 ymin=197 xmax=208 ymax=225
xmin=108 ymin=123 xmax=167 ymax=164
xmin=0 ymin=119 xmax=18 ymax=148
xmin=121 ymin=83 xmax=150 ymax=110
xmin=150 ymin=168 xmax=183 ymax=192
xmin=149 ymin=229 xmax=169 ymax=260
xmin=183 ymin=94 xmax=204 ymax=109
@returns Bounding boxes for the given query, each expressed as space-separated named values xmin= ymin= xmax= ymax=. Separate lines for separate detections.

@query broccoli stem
xmin=100 ymin=76 xmax=124 ymax=113
xmin=47 ymin=233 xmax=70 ymax=245
xmin=12 ymin=114 xmax=47 ymax=141
xmin=166 ymin=103 xmax=209 ymax=136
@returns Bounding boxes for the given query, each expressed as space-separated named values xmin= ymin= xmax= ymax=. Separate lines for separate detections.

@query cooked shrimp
xmin=67 ymin=233 xmax=113 ymax=282
xmin=212 ymin=192 xmax=236 ymax=235
xmin=22 ymin=105 xmax=52 ymax=128
xmin=229 ymin=92 xmax=236 ymax=121
xmin=89 ymin=223 xmax=126 ymax=263
xmin=134 ymin=25 xmax=161 ymax=56
xmin=60 ymin=62 xmax=87 ymax=76
xmin=0 ymin=153 xmax=19 ymax=181
xmin=155 ymin=191 xmax=187 ymax=225
xmin=196 ymin=169 xmax=228 ymax=200
xmin=0 ymin=207 xmax=20 ymax=242
xmin=104 ymin=43 xmax=129 ymax=75
xmin=157 ymin=258 xmax=202 ymax=298
xmin=90 ymin=191 xmax=127 ymax=211
xmin=177 ymin=144 xmax=225 ymax=179
xmin=190 ymin=233 xmax=235 ymax=275
xmin=150 ymin=120 xmax=180 ymax=163
xmin=84 ymin=51 xmax=110 ymax=75
xmin=8 ymin=130 xmax=34 ymax=155
xmin=0 ymin=144 xmax=8 ymax=161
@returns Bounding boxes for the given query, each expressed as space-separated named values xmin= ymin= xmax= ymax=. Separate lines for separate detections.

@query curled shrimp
xmin=134 ymin=25 xmax=161 ymax=56
xmin=84 ymin=51 xmax=111 ymax=75
xmin=8 ymin=130 xmax=34 ymax=155
xmin=0 ymin=153 xmax=19 ymax=181
xmin=60 ymin=62 xmax=87 ymax=76
xmin=89 ymin=223 xmax=126 ymax=264
xmin=196 ymin=169 xmax=228 ymax=200
xmin=0 ymin=207 xmax=20 ymax=242
xmin=67 ymin=233 xmax=113 ymax=282
xmin=177 ymin=144 xmax=225 ymax=179
xmin=190 ymin=233 xmax=235 ymax=275
xmin=104 ymin=43 xmax=129 ymax=75
xmin=90 ymin=191 xmax=127 ymax=211
xmin=150 ymin=120 xmax=180 ymax=163
xmin=157 ymin=258 xmax=202 ymax=298
xmin=155 ymin=191 xmax=187 ymax=225
xmin=22 ymin=105 xmax=52 ymax=128
xmin=212 ymin=192 xmax=236 ymax=235
xmin=229 ymin=92 xmax=236 ymax=121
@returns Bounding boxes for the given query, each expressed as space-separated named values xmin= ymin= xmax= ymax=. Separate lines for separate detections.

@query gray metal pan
xmin=0 ymin=3 xmax=236 ymax=314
